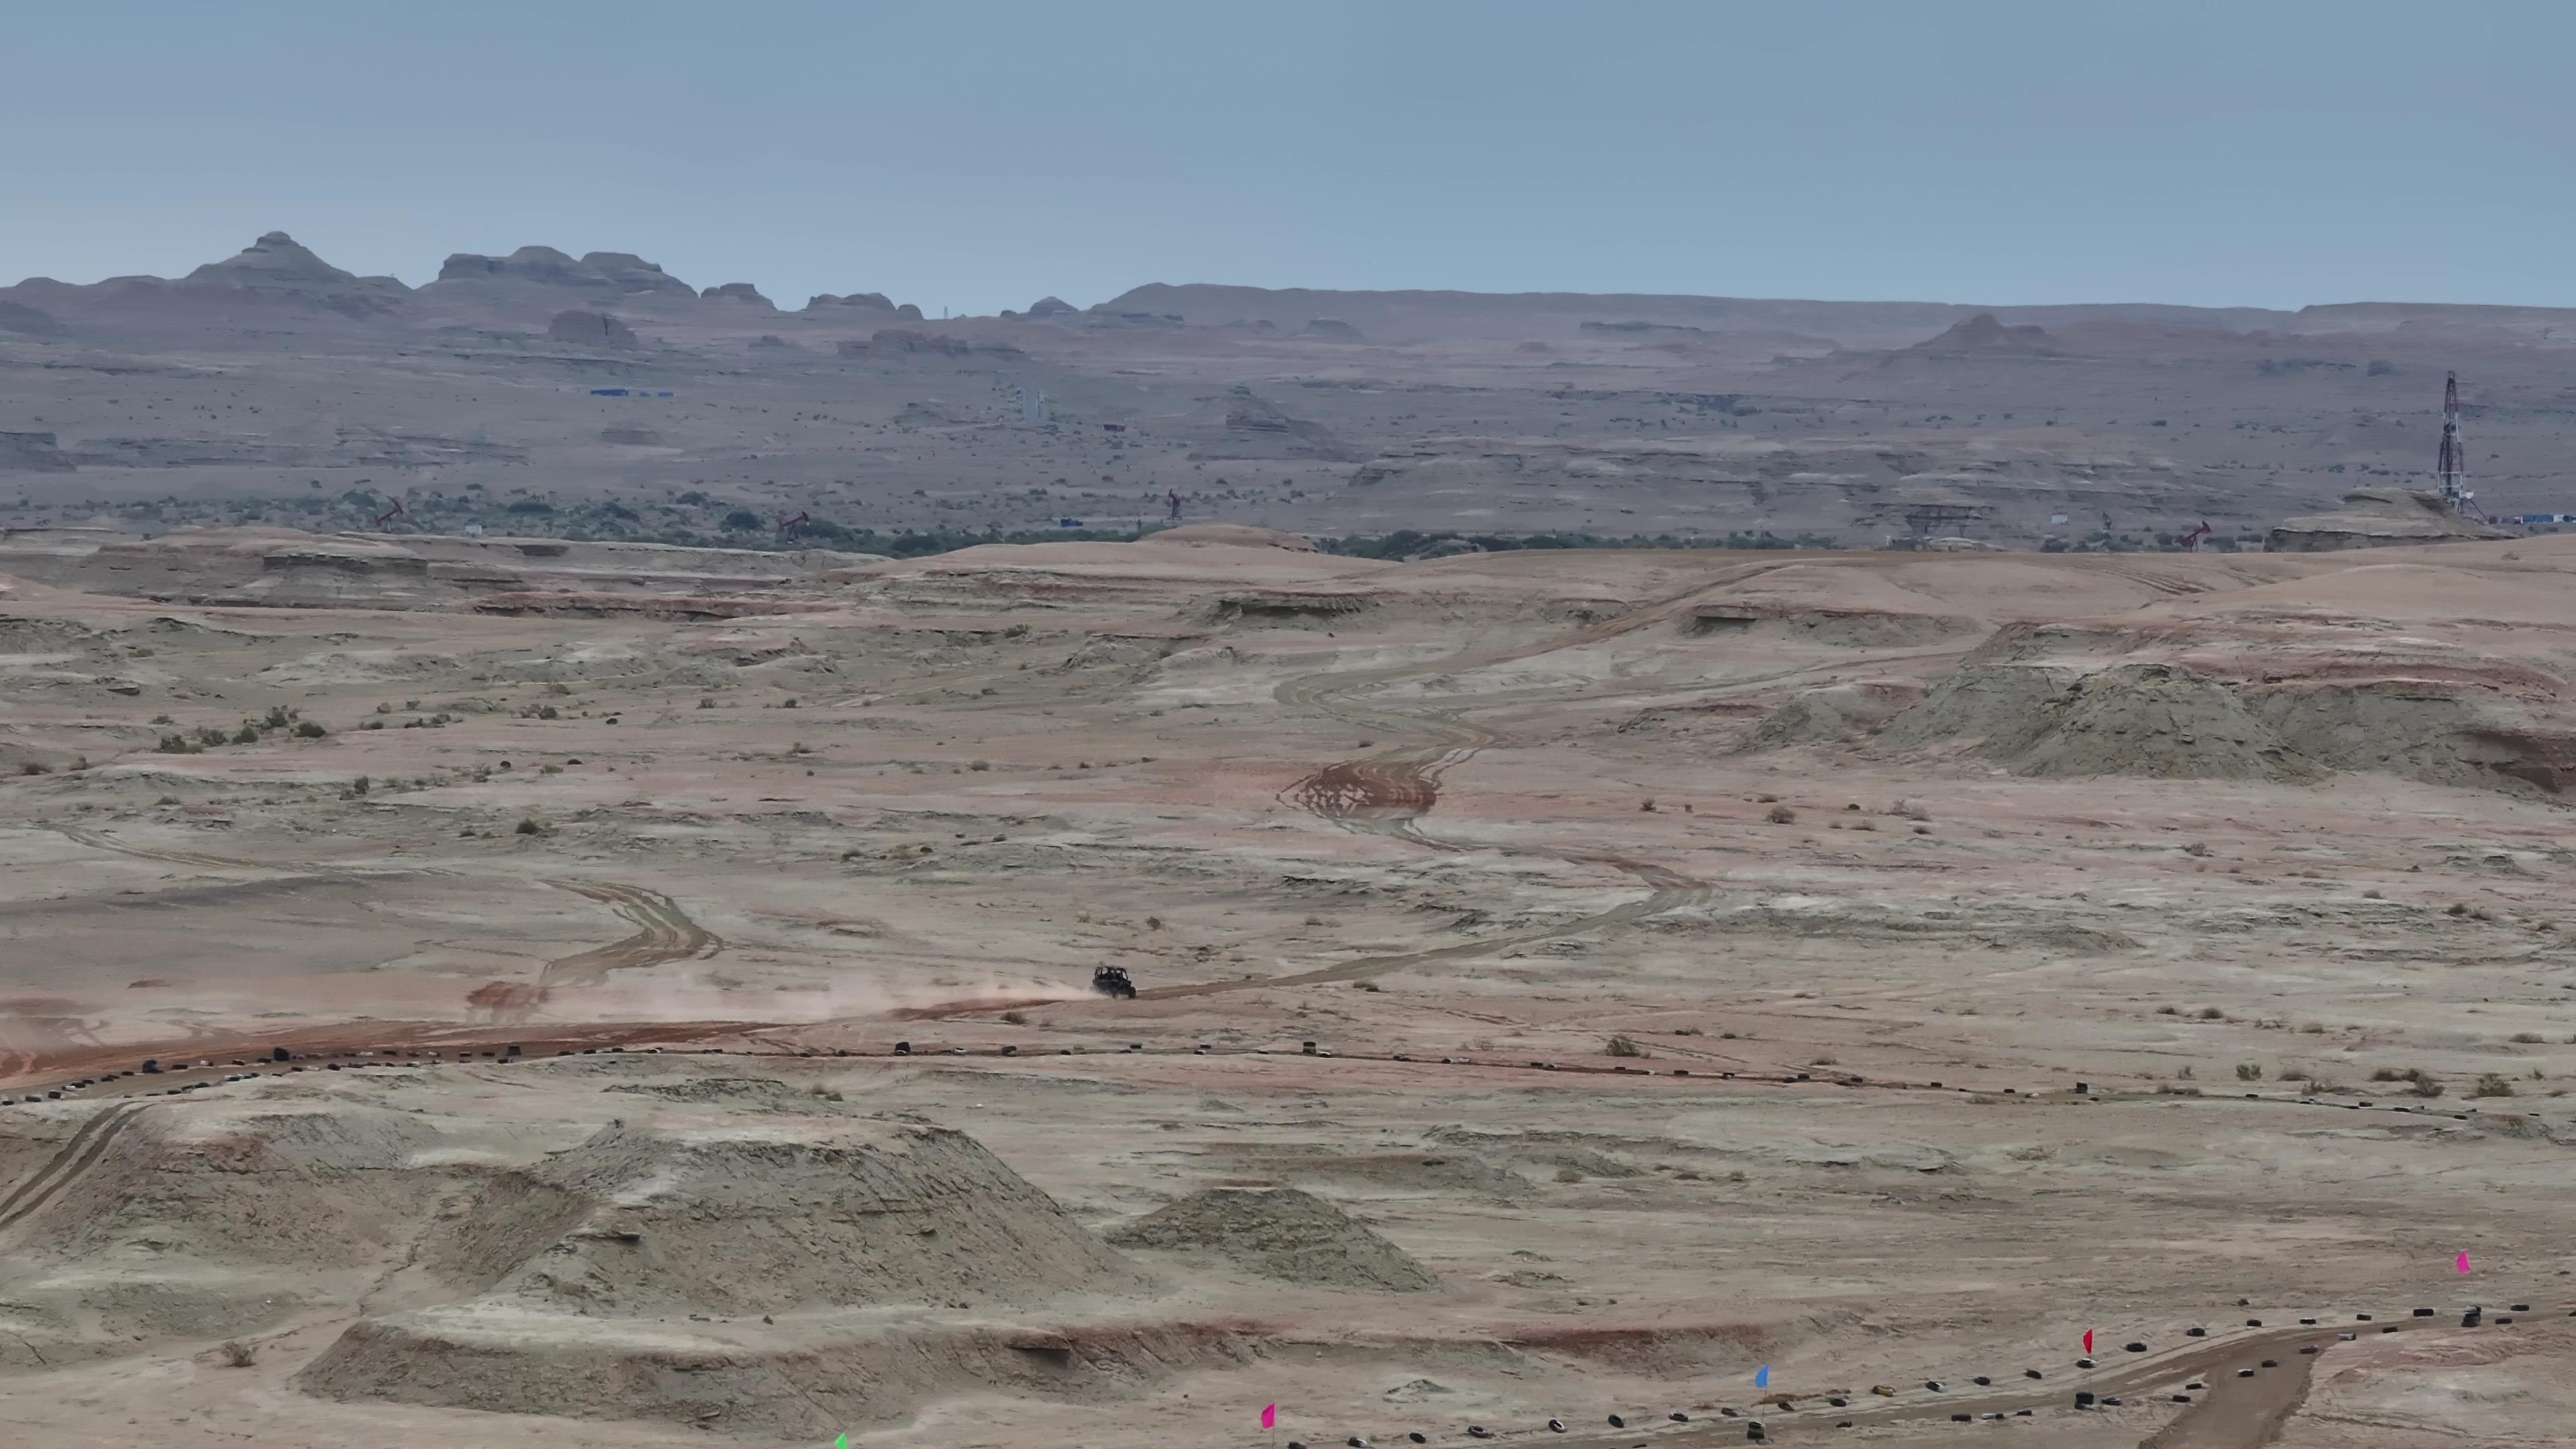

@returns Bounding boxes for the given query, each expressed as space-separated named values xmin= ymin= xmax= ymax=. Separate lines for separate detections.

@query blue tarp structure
xmin=590 ymin=388 xmax=628 ymax=396
xmin=1057 ymin=518 xmax=1083 ymax=528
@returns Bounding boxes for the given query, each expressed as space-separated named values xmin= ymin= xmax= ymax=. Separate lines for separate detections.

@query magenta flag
xmin=1261 ymin=1404 xmax=1278 ymax=1430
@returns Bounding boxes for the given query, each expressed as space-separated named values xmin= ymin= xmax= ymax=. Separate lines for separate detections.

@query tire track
xmin=536 ymin=880 xmax=720 ymax=989
xmin=0 ymin=1102 xmax=146 ymax=1231
xmin=1146 ymin=570 xmax=1788 ymax=1000
xmin=44 ymin=824 xmax=454 ymax=878
xmin=42 ymin=826 xmax=711 ymax=994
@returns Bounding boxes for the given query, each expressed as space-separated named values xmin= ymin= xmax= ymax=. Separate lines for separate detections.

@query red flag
xmin=1261 ymin=1404 xmax=1277 ymax=1430
xmin=2082 ymin=1330 xmax=2093 ymax=1354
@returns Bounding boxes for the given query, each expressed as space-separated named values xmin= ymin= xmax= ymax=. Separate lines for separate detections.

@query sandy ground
xmin=3 ymin=527 xmax=2575 ymax=1447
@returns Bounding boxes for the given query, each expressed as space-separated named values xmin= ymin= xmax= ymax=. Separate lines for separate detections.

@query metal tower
xmin=2436 ymin=371 xmax=2476 ymax=517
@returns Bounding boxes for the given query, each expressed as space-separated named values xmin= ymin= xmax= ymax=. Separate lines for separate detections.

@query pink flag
xmin=2457 ymin=1251 xmax=2471 ymax=1273
xmin=2082 ymin=1329 xmax=2093 ymax=1354
xmin=1261 ymin=1404 xmax=1278 ymax=1430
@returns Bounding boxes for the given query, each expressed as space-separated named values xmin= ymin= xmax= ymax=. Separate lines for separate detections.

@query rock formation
xmin=840 ymin=329 xmax=1025 ymax=360
xmin=2267 ymin=488 xmax=2515 ymax=551
xmin=433 ymin=248 xmax=695 ymax=297
xmin=0 ymin=301 xmax=68 ymax=337
xmin=806 ymin=292 xmax=925 ymax=321
xmin=0 ymin=431 xmax=75 ymax=471
xmin=547 ymin=309 xmax=639 ymax=349
xmin=700 ymin=282 xmax=773 ymax=307
xmin=1899 ymin=312 xmax=2060 ymax=358
xmin=1024 ymin=295 xmax=1077 ymax=318
xmin=1214 ymin=386 xmax=1360 ymax=461
xmin=177 ymin=231 xmax=411 ymax=314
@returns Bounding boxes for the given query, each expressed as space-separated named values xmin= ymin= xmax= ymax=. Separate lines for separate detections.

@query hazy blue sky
xmin=9 ymin=1 xmax=2572 ymax=315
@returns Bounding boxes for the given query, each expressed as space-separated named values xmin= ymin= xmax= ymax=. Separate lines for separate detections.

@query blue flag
xmin=1754 ymin=1365 xmax=1770 ymax=1389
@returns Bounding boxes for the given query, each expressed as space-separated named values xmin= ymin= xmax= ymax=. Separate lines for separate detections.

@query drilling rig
xmin=2436 ymin=372 xmax=2484 ymax=520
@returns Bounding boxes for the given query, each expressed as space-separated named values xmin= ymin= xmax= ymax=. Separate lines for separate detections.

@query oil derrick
xmin=2436 ymin=372 xmax=2480 ymax=519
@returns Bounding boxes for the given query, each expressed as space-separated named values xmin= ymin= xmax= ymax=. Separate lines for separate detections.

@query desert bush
xmin=292 ymin=720 xmax=326 ymax=739
xmin=17 ymin=761 xmax=48 ymax=776
xmin=515 ymin=816 xmax=545 ymax=836
xmin=2474 ymin=1073 xmax=2516 ymax=1097
xmin=2235 ymin=1063 xmax=2262 ymax=1081
xmin=969 ymin=759 xmax=990 ymax=771
xmin=2198 ymin=1006 xmax=2225 ymax=1021
xmin=1606 ymin=1036 xmax=1646 ymax=1058
xmin=1888 ymin=798 xmax=1931 ymax=821
xmin=1002 ymin=1010 xmax=1028 ymax=1026
xmin=2510 ymin=1032 xmax=2545 ymax=1044
xmin=219 ymin=1340 xmax=256 ymax=1368
xmin=1766 ymin=804 xmax=1796 ymax=824
xmin=231 ymin=724 xmax=260 ymax=745
xmin=1640 ymin=798 xmax=1655 ymax=812
xmin=262 ymin=705 xmax=292 ymax=730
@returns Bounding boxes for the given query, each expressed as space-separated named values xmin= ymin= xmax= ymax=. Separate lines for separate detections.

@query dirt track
xmin=535 ymin=879 xmax=721 ymax=987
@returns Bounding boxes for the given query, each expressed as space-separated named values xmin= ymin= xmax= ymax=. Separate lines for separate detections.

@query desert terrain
xmin=11 ymin=233 xmax=2576 ymax=554
xmin=3 ymin=515 xmax=2575 ymax=1448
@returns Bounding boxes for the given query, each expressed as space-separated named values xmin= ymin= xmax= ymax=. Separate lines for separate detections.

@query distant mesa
xmin=178 ymin=231 xmax=410 ymax=314
xmin=2267 ymin=487 xmax=2516 ymax=552
xmin=185 ymin=231 xmax=354 ymax=287
xmin=1023 ymin=294 xmax=1077 ymax=318
xmin=434 ymin=246 xmax=696 ymax=297
xmin=1216 ymin=386 xmax=1360 ymax=462
xmin=1582 ymin=319 xmax=1704 ymax=335
xmin=803 ymin=291 xmax=924 ymax=321
xmin=700 ymin=281 xmax=773 ymax=307
xmin=1299 ymin=317 xmax=1365 ymax=341
xmin=1902 ymin=312 xmax=2059 ymax=358
xmin=0 ymin=430 xmax=76 ymax=472
xmin=0 ymin=301 xmax=68 ymax=338
xmin=841 ymin=327 xmax=1025 ymax=360
xmin=547 ymin=309 xmax=639 ymax=349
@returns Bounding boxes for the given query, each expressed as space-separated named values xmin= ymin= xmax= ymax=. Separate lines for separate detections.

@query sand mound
xmin=1873 ymin=663 xmax=2077 ymax=753
xmin=295 ymin=1118 xmax=1189 ymax=1436
xmin=298 ymin=1315 xmax=1250 ymax=1438
xmin=1106 ymin=1187 xmax=1440 ymax=1292
xmin=1146 ymin=523 xmax=1318 ymax=551
xmin=2269 ymin=487 xmax=2514 ymax=552
xmin=1879 ymin=659 xmax=2575 ymax=793
xmin=0 ymin=1103 xmax=457 ymax=1363
xmin=1731 ymin=681 xmax=1923 ymax=751
xmin=2010 ymin=663 xmax=2324 ymax=782
xmin=600 ymin=1076 xmax=828 ymax=1112
xmin=421 ymin=1119 xmax=1141 ymax=1316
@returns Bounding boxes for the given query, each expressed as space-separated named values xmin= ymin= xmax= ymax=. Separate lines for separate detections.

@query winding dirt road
xmin=535 ymin=879 xmax=721 ymax=988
